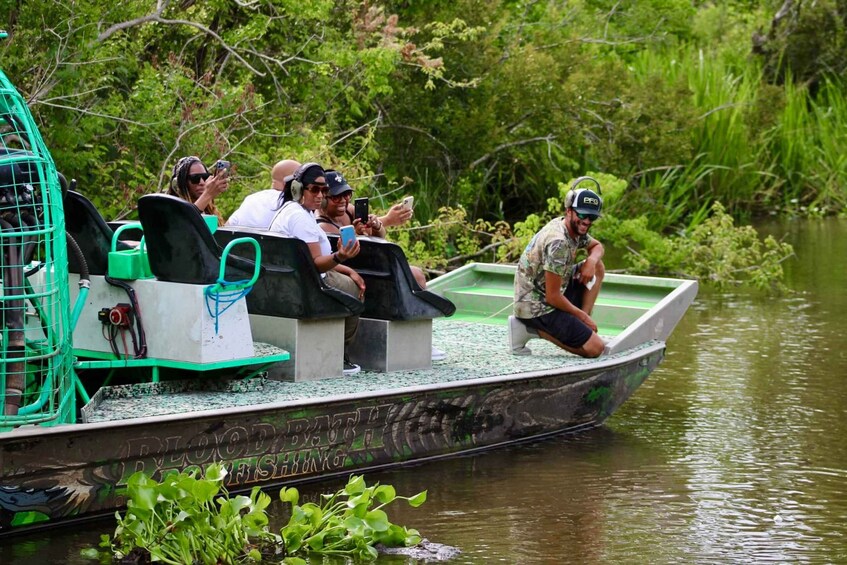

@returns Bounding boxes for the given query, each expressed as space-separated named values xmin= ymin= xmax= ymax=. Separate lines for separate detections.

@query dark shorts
xmin=518 ymin=264 xmax=592 ymax=348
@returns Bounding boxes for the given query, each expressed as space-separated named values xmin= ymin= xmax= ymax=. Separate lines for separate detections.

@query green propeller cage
xmin=0 ymin=66 xmax=76 ymax=428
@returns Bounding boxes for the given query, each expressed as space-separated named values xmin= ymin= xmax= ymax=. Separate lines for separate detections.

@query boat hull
xmin=0 ymin=343 xmax=663 ymax=534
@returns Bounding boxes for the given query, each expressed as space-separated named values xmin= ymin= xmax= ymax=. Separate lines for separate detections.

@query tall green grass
xmin=810 ymin=81 xmax=847 ymax=211
xmin=768 ymin=78 xmax=847 ymax=213
xmin=628 ymin=45 xmax=847 ymax=227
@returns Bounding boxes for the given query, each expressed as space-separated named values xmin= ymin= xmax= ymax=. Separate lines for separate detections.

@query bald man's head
xmin=271 ymin=159 xmax=301 ymax=190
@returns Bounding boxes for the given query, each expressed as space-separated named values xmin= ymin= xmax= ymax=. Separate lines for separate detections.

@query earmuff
xmin=565 ymin=176 xmax=602 ymax=209
xmin=290 ymin=162 xmax=321 ymax=202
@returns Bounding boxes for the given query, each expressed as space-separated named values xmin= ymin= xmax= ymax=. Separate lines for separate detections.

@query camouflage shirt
xmin=513 ymin=217 xmax=593 ymax=319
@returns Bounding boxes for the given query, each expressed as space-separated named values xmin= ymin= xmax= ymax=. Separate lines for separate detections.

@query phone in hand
xmin=214 ymin=160 xmax=232 ymax=178
xmin=340 ymin=225 xmax=356 ymax=247
xmin=401 ymin=196 xmax=414 ymax=210
xmin=574 ymin=268 xmax=596 ymax=290
xmin=353 ymin=197 xmax=369 ymax=223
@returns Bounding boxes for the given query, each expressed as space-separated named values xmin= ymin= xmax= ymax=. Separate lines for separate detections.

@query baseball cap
xmin=571 ymin=189 xmax=603 ymax=216
xmin=325 ymin=170 xmax=353 ymax=196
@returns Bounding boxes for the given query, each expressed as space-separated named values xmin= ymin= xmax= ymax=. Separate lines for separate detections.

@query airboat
xmin=0 ymin=58 xmax=696 ymax=535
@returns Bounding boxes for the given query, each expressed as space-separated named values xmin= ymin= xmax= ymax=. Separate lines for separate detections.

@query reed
xmin=630 ymin=46 xmax=767 ymax=224
xmin=810 ymin=81 xmax=847 ymax=212
xmin=754 ymin=76 xmax=847 ymax=214
xmin=628 ymin=44 xmax=847 ymax=225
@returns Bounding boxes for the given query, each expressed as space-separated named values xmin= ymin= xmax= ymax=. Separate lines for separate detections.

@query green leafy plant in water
xmin=278 ymin=474 xmax=427 ymax=561
xmin=599 ymin=202 xmax=795 ymax=292
xmin=84 ymin=463 xmax=278 ymax=564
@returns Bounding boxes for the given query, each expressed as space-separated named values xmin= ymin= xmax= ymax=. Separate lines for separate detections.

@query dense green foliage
xmin=84 ymin=466 xmax=426 ymax=563
xmin=396 ymin=173 xmax=794 ymax=291
xmin=1 ymin=1 xmax=838 ymax=285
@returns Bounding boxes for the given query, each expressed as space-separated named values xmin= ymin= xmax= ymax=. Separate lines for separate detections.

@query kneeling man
xmin=510 ymin=186 xmax=606 ymax=358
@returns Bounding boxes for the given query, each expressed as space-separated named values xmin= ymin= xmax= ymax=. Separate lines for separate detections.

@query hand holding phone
xmin=353 ymin=197 xmax=369 ymax=223
xmin=340 ymin=225 xmax=357 ymax=247
xmin=573 ymin=268 xmax=596 ymax=290
xmin=401 ymin=196 xmax=414 ymax=211
xmin=214 ymin=160 xmax=232 ymax=178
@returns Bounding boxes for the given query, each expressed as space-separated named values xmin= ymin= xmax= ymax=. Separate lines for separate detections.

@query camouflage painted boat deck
xmin=82 ymin=319 xmax=656 ymax=424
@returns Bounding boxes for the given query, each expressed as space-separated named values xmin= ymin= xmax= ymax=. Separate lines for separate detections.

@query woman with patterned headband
xmin=168 ymin=156 xmax=229 ymax=226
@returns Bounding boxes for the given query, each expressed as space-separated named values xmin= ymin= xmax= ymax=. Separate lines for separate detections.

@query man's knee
xmin=582 ymin=333 xmax=605 ymax=358
xmin=594 ymin=258 xmax=605 ymax=280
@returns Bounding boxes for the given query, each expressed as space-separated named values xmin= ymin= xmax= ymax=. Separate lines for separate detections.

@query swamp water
xmin=1 ymin=217 xmax=845 ymax=563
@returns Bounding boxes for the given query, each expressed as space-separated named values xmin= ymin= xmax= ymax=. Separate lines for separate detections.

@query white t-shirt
xmin=226 ymin=189 xmax=282 ymax=229
xmin=268 ymin=202 xmax=331 ymax=256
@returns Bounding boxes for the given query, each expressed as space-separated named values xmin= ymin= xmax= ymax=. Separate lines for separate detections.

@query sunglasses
xmin=187 ymin=172 xmax=211 ymax=184
xmin=328 ymin=191 xmax=353 ymax=202
xmin=306 ymin=183 xmax=329 ymax=195
xmin=575 ymin=212 xmax=600 ymax=222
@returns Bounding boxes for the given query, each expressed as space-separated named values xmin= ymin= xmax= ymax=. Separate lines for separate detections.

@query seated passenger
xmin=317 ymin=170 xmax=412 ymax=238
xmin=268 ymin=162 xmax=365 ymax=376
xmin=227 ymin=159 xmax=300 ymax=229
xmin=317 ymin=170 xmax=426 ymax=286
xmin=168 ymin=156 xmax=229 ymax=226
xmin=317 ymin=170 xmax=447 ymax=362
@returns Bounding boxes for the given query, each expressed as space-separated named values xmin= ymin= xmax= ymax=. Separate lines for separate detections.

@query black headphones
xmin=564 ymin=176 xmax=602 ymax=209
xmin=289 ymin=162 xmax=322 ymax=202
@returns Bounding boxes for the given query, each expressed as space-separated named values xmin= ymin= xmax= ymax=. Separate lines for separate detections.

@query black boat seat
xmin=64 ymin=190 xmax=133 ymax=275
xmin=214 ymin=227 xmax=364 ymax=319
xmin=137 ymin=194 xmax=260 ymax=285
xmin=328 ymin=235 xmax=455 ymax=321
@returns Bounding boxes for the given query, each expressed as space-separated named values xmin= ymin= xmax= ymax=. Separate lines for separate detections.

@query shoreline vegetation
xmin=3 ymin=1 xmax=840 ymax=289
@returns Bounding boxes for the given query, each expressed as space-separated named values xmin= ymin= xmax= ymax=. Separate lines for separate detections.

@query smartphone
xmin=401 ymin=196 xmax=414 ymax=210
xmin=214 ymin=160 xmax=232 ymax=177
xmin=340 ymin=225 xmax=356 ymax=247
xmin=353 ymin=197 xmax=369 ymax=223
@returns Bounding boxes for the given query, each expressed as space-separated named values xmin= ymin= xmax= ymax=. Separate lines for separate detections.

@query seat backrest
xmin=138 ymin=194 xmax=257 ymax=284
xmin=215 ymin=227 xmax=363 ymax=319
xmin=63 ymin=190 xmax=129 ymax=275
xmin=329 ymin=235 xmax=455 ymax=321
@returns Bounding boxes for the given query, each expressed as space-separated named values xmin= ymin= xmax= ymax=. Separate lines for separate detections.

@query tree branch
xmin=97 ymin=1 xmax=266 ymax=77
xmin=97 ymin=0 xmax=170 ymax=42
xmin=446 ymin=239 xmax=513 ymax=264
xmin=468 ymin=135 xmax=557 ymax=169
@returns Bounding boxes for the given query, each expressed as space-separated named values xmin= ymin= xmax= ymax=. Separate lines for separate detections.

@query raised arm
xmin=193 ymin=171 xmax=229 ymax=213
xmin=308 ymin=239 xmax=360 ymax=274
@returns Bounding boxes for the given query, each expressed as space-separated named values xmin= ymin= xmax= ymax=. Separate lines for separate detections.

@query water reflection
xmin=1 ymin=219 xmax=846 ymax=563
xmin=370 ymin=427 xmax=680 ymax=564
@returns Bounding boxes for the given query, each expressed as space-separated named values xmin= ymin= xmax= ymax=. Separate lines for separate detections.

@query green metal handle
xmin=111 ymin=222 xmax=145 ymax=252
xmin=219 ymin=236 xmax=261 ymax=287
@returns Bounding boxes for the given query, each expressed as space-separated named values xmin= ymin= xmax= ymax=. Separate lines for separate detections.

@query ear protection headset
xmin=564 ymin=176 xmax=603 ymax=210
xmin=289 ymin=162 xmax=321 ymax=202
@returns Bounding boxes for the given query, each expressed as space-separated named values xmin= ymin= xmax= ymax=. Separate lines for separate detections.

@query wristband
xmin=332 ymin=252 xmax=343 ymax=264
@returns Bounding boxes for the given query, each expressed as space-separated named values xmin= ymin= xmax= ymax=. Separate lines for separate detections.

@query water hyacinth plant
xmin=84 ymin=463 xmax=277 ymax=564
xmin=83 ymin=466 xmax=427 ymax=564
xmin=278 ymin=474 xmax=427 ymax=561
